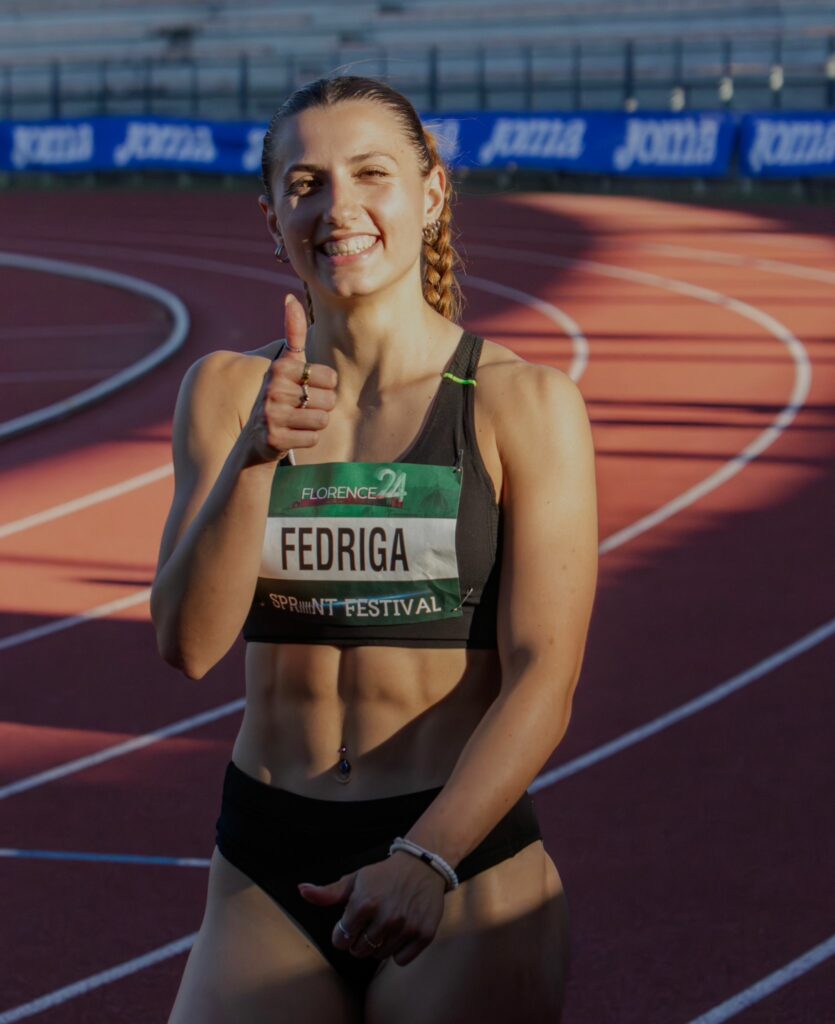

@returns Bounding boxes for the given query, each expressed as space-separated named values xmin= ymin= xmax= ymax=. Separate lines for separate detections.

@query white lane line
xmin=0 ymin=698 xmax=245 ymax=800
xmin=0 ymin=322 xmax=162 ymax=341
xmin=529 ymin=613 xmax=835 ymax=790
xmin=0 ymin=464 xmax=173 ymax=540
xmin=467 ymin=244 xmax=811 ymax=555
xmin=1 ymin=616 xmax=832 ymax=1021
xmin=0 ymin=590 xmax=151 ymax=654
xmin=463 ymin=273 xmax=588 ymax=382
xmin=686 ymin=933 xmax=835 ymax=1024
xmin=0 ymin=932 xmax=199 ymax=1024
xmin=643 ymin=242 xmax=835 ymax=286
xmin=0 ymin=370 xmax=128 ymax=383
xmin=0 ymin=252 xmax=190 ymax=442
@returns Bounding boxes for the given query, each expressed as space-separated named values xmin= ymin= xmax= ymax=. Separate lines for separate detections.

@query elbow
xmin=151 ymin=587 xmax=209 ymax=681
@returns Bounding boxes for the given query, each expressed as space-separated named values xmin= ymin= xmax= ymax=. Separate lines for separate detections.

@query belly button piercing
xmin=334 ymin=744 xmax=352 ymax=784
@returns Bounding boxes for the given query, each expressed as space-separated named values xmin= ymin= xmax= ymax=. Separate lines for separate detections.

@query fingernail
xmin=284 ymin=294 xmax=293 ymax=306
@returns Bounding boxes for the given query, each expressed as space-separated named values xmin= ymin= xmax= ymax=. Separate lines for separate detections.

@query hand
xmin=244 ymin=292 xmax=338 ymax=465
xmin=297 ymin=851 xmax=447 ymax=966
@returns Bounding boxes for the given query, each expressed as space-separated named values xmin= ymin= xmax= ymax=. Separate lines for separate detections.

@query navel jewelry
xmin=422 ymin=219 xmax=440 ymax=243
xmin=274 ymin=242 xmax=290 ymax=263
xmin=297 ymin=382 xmax=310 ymax=408
xmin=334 ymin=744 xmax=352 ymax=784
xmin=300 ymin=362 xmax=311 ymax=385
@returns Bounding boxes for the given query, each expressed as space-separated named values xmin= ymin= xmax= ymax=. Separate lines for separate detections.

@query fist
xmin=247 ymin=293 xmax=338 ymax=464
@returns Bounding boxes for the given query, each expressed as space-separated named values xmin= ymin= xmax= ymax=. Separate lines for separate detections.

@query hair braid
xmin=421 ymin=129 xmax=464 ymax=323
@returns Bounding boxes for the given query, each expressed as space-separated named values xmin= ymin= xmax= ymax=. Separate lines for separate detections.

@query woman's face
xmin=261 ymin=100 xmax=444 ymax=303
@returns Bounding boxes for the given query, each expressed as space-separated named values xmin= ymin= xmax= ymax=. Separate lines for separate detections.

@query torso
xmin=230 ymin=325 xmax=514 ymax=800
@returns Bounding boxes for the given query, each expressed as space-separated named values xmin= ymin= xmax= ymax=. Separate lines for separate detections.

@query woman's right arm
xmin=151 ymin=294 xmax=336 ymax=679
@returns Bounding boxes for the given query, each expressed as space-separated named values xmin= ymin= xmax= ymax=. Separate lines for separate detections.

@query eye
xmin=284 ymin=177 xmax=316 ymax=196
xmin=360 ymin=168 xmax=389 ymax=178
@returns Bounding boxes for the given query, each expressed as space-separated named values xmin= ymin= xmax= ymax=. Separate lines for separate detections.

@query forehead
xmin=274 ymin=100 xmax=417 ymax=176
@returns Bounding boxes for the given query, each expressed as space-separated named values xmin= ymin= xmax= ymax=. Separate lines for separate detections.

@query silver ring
xmin=362 ymin=933 xmax=383 ymax=950
xmin=297 ymin=383 xmax=310 ymax=408
xmin=336 ymin=920 xmax=352 ymax=941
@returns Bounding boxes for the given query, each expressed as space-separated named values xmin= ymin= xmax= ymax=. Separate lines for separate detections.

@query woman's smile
xmin=316 ymin=233 xmax=382 ymax=266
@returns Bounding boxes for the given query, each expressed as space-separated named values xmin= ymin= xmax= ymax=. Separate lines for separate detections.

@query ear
xmin=423 ymin=163 xmax=446 ymax=225
xmin=258 ymin=193 xmax=282 ymax=247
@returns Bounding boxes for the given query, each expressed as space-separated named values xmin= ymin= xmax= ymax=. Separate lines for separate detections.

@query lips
xmin=318 ymin=234 xmax=379 ymax=256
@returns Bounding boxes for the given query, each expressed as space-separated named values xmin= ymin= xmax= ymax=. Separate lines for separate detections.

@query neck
xmin=305 ymin=274 xmax=451 ymax=395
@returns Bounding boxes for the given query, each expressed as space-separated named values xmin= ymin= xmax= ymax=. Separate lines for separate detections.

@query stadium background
xmin=1 ymin=2 xmax=833 ymax=1022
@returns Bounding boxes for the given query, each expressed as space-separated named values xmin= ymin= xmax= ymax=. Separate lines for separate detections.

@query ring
xmin=297 ymin=383 xmax=310 ymax=408
xmin=300 ymin=362 xmax=311 ymax=385
xmin=362 ymin=933 xmax=383 ymax=950
xmin=336 ymin=920 xmax=352 ymax=941
xmin=286 ymin=342 xmax=305 ymax=354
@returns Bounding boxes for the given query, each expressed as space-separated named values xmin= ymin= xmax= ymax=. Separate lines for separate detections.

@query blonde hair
xmin=260 ymin=75 xmax=466 ymax=325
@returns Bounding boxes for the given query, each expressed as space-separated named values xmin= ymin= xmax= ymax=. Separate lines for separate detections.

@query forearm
xmin=151 ymin=438 xmax=276 ymax=677
xmin=403 ymin=672 xmax=572 ymax=869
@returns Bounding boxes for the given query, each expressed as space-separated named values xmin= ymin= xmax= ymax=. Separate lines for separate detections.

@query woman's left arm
xmin=404 ymin=362 xmax=599 ymax=867
xmin=299 ymin=363 xmax=598 ymax=965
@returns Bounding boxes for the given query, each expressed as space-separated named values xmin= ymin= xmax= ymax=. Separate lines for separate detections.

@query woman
xmin=152 ymin=75 xmax=598 ymax=1024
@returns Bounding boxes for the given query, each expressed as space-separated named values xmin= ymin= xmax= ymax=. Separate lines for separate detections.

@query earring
xmin=422 ymin=219 xmax=440 ymax=244
xmin=274 ymin=242 xmax=290 ymax=263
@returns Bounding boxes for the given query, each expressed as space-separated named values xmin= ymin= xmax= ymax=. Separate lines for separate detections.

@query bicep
xmin=154 ymin=351 xmax=255 ymax=575
xmin=496 ymin=368 xmax=599 ymax=697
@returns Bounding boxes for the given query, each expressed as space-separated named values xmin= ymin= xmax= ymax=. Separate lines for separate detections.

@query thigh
xmin=167 ymin=848 xmax=363 ymax=1024
xmin=364 ymin=841 xmax=569 ymax=1024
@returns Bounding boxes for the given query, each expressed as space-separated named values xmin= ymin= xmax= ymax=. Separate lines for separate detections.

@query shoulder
xmin=475 ymin=338 xmax=591 ymax=456
xmin=175 ymin=340 xmax=285 ymax=432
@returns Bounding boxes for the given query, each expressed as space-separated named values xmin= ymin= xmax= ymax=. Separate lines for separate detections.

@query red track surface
xmin=1 ymin=189 xmax=833 ymax=1023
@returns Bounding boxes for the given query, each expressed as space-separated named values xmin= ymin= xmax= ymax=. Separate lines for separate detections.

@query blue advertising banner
xmin=0 ymin=110 xmax=829 ymax=178
xmin=0 ymin=115 xmax=267 ymax=174
xmin=426 ymin=111 xmax=736 ymax=177
xmin=738 ymin=112 xmax=835 ymax=178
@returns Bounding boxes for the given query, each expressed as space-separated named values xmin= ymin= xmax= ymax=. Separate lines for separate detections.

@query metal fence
xmin=3 ymin=34 xmax=834 ymax=122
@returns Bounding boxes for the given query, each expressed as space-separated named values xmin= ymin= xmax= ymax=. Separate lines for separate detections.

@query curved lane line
xmin=468 ymin=245 xmax=812 ymax=554
xmin=0 ymin=252 xmax=190 ymax=441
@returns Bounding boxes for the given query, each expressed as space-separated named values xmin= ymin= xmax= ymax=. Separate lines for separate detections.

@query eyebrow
xmin=283 ymin=151 xmax=398 ymax=180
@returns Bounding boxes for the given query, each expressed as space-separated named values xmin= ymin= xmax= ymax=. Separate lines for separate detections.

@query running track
xmin=0 ymin=189 xmax=833 ymax=1023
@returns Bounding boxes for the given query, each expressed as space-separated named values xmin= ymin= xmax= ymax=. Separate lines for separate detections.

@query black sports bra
xmin=241 ymin=328 xmax=501 ymax=648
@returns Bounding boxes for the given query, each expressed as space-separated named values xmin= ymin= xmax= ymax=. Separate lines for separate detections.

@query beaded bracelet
xmin=388 ymin=837 xmax=459 ymax=891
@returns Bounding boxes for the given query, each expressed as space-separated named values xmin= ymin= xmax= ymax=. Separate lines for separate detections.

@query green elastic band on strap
xmin=441 ymin=372 xmax=477 ymax=386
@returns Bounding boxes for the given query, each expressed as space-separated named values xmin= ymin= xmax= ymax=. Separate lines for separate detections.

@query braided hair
xmin=260 ymin=75 xmax=465 ymax=326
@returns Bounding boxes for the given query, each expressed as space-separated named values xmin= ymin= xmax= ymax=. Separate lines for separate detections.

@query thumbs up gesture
xmin=245 ymin=293 xmax=338 ymax=465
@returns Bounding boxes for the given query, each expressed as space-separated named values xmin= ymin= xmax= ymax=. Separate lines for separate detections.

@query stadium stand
xmin=0 ymin=0 xmax=833 ymax=118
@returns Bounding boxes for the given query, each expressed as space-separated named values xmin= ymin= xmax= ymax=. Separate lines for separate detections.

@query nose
xmin=322 ymin=171 xmax=361 ymax=226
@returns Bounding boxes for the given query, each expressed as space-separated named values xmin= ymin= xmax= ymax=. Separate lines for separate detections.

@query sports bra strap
xmin=444 ymin=331 xmax=482 ymax=385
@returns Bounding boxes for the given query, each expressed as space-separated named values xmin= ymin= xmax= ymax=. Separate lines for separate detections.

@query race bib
xmin=254 ymin=462 xmax=463 ymax=626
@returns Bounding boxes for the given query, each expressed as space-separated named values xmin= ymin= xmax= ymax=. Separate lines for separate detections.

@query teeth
xmin=322 ymin=236 xmax=377 ymax=256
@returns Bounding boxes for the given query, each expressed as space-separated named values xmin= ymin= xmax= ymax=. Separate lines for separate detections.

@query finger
xmin=270 ymin=364 xmax=338 ymax=395
xmin=263 ymin=428 xmax=320 ymax=453
xmin=264 ymin=384 xmax=335 ymax=418
xmin=280 ymin=293 xmax=308 ymax=360
xmin=333 ymin=901 xmax=378 ymax=953
xmin=280 ymin=407 xmax=329 ymax=431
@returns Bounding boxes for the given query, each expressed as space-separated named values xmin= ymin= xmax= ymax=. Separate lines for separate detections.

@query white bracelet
xmin=388 ymin=837 xmax=459 ymax=891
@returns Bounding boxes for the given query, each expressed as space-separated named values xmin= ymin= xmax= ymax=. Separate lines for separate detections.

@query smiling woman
xmin=153 ymin=74 xmax=597 ymax=1024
